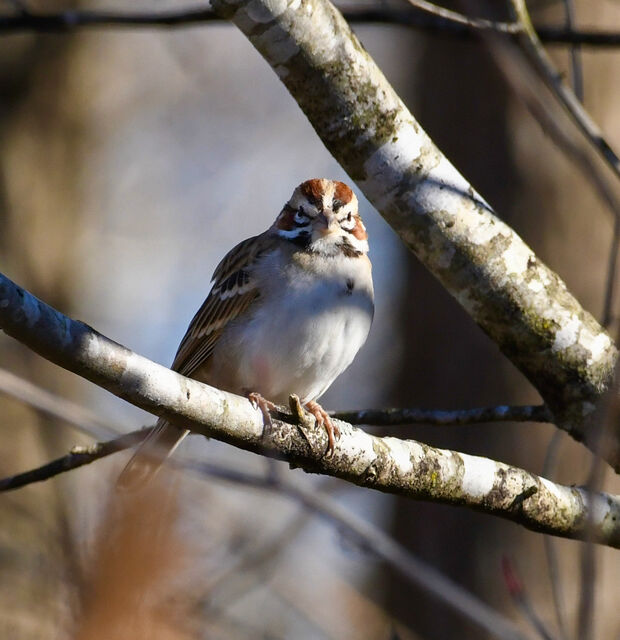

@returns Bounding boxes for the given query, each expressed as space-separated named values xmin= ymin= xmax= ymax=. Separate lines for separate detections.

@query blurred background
xmin=0 ymin=0 xmax=619 ymax=638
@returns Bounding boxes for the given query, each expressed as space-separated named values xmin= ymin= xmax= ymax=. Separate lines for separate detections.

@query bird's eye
xmin=339 ymin=211 xmax=356 ymax=231
xmin=294 ymin=208 xmax=309 ymax=225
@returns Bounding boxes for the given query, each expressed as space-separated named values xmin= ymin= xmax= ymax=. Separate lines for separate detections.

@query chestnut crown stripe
xmin=299 ymin=178 xmax=354 ymax=209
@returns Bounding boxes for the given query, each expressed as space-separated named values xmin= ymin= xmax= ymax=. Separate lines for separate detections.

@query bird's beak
xmin=316 ymin=211 xmax=338 ymax=235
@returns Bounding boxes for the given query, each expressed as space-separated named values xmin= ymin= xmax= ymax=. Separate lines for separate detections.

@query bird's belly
xmin=212 ymin=283 xmax=373 ymax=404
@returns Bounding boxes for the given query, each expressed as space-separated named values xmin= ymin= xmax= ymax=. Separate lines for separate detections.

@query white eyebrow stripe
xmin=277 ymin=227 xmax=310 ymax=238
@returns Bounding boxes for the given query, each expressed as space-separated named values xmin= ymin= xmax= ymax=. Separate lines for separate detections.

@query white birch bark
xmin=1 ymin=271 xmax=619 ymax=548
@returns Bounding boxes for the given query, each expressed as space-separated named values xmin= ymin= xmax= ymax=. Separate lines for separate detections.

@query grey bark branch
xmin=1 ymin=271 xmax=620 ymax=548
xmin=209 ymin=0 xmax=618 ymax=468
xmin=333 ymin=404 xmax=552 ymax=426
xmin=0 ymin=429 xmax=149 ymax=491
xmin=1 ymin=6 xmax=620 ymax=47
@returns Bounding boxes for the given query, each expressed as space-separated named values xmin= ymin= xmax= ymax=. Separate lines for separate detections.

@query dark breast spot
xmin=345 ymin=278 xmax=354 ymax=295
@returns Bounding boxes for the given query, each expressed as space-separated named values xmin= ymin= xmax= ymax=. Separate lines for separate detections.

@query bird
xmin=117 ymin=178 xmax=374 ymax=489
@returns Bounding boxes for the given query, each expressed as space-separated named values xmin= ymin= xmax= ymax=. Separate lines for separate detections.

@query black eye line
xmin=338 ymin=211 xmax=354 ymax=225
xmin=295 ymin=206 xmax=311 ymax=224
xmin=332 ymin=199 xmax=344 ymax=212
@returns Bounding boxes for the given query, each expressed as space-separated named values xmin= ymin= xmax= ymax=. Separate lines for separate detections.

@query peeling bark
xmin=210 ymin=0 xmax=619 ymax=468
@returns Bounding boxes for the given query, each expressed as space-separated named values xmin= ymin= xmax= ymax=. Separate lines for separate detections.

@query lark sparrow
xmin=118 ymin=179 xmax=374 ymax=488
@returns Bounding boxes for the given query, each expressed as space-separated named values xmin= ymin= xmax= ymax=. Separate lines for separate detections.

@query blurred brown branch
xmin=74 ymin=476 xmax=194 ymax=640
xmin=0 ymin=366 xmax=116 ymax=440
xmin=0 ymin=435 xmax=531 ymax=640
xmin=0 ymin=4 xmax=619 ymax=47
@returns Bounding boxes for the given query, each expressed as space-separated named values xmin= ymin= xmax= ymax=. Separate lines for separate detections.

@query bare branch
xmin=485 ymin=23 xmax=620 ymax=333
xmin=217 ymin=468 xmax=531 ymax=640
xmin=502 ymin=557 xmax=556 ymax=640
xmin=333 ymin=404 xmax=552 ymax=426
xmin=541 ymin=432 xmax=570 ymax=640
xmin=1 ymin=271 xmax=620 ymax=548
xmin=562 ymin=0 xmax=583 ymax=102
xmin=403 ymin=0 xmax=518 ymax=34
xmin=509 ymin=0 xmax=620 ymax=181
xmin=0 ymin=429 xmax=150 ymax=491
xmin=0 ymin=366 xmax=116 ymax=440
xmin=0 ymin=5 xmax=619 ymax=47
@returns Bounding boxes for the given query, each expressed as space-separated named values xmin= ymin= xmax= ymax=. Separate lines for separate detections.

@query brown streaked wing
xmin=171 ymin=231 xmax=275 ymax=376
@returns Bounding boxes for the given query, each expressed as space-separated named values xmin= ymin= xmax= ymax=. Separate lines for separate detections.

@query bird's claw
xmin=304 ymin=400 xmax=340 ymax=456
xmin=247 ymin=391 xmax=276 ymax=429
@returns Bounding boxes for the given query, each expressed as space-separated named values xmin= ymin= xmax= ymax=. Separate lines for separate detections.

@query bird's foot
xmin=247 ymin=391 xmax=277 ymax=429
xmin=305 ymin=400 xmax=340 ymax=456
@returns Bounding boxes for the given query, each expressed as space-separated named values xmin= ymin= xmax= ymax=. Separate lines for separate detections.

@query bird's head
xmin=273 ymin=179 xmax=368 ymax=256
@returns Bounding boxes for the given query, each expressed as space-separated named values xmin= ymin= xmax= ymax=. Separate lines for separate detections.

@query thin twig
xmin=187 ymin=461 xmax=531 ymax=640
xmin=0 ymin=428 xmax=151 ymax=491
xmin=502 ymin=557 xmax=557 ymax=640
xmin=576 ymin=319 xmax=620 ymax=640
xmin=0 ymin=366 xmax=117 ymax=440
xmin=562 ymin=0 xmax=583 ymax=102
xmin=201 ymin=506 xmax=313 ymax=610
xmin=541 ymin=432 xmax=570 ymax=640
xmin=332 ymin=404 xmax=552 ymax=426
xmin=509 ymin=0 xmax=620 ymax=180
xmin=487 ymin=22 xmax=620 ymax=327
xmin=560 ymin=0 xmax=619 ymax=331
xmin=603 ymin=215 xmax=620 ymax=328
xmin=403 ymin=0 xmax=518 ymax=33
xmin=577 ymin=453 xmax=606 ymax=640
xmin=0 ymin=5 xmax=619 ymax=47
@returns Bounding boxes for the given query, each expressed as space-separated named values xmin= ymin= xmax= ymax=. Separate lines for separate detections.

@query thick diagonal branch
xmin=209 ymin=0 xmax=618 ymax=467
xmin=1 ymin=271 xmax=619 ymax=548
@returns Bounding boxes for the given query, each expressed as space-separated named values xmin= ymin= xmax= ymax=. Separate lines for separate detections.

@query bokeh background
xmin=0 ymin=0 xmax=619 ymax=638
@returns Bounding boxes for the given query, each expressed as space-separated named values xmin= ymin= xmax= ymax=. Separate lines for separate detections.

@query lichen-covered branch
xmin=1 ymin=272 xmax=619 ymax=548
xmin=209 ymin=0 xmax=618 ymax=468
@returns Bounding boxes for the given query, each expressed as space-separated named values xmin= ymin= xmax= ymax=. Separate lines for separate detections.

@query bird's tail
xmin=116 ymin=419 xmax=188 ymax=491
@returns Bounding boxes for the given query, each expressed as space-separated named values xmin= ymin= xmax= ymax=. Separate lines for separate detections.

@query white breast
xmin=211 ymin=250 xmax=374 ymax=404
